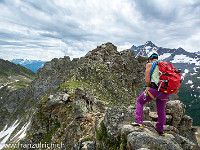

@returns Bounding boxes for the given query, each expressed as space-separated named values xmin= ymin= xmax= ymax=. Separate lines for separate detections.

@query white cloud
xmin=0 ymin=0 xmax=200 ymax=61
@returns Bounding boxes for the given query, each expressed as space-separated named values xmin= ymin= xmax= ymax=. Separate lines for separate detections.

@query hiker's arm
xmin=145 ymin=63 xmax=152 ymax=87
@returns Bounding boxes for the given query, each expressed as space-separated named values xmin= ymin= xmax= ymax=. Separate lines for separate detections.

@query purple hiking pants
xmin=135 ymin=88 xmax=169 ymax=133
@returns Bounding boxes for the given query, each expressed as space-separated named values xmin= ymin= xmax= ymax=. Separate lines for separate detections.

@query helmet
xmin=148 ymin=51 xmax=158 ymax=59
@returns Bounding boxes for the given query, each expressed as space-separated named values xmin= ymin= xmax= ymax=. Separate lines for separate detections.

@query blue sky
xmin=0 ymin=0 xmax=200 ymax=61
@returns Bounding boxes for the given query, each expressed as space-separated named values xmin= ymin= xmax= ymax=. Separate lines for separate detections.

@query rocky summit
xmin=0 ymin=42 xmax=199 ymax=150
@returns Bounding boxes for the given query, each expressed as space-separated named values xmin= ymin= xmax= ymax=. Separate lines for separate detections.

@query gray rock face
xmin=74 ymin=100 xmax=89 ymax=119
xmin=103 ymin=106 xmax=154 ymax=138
xmin=126 ymin=131 xmax=182 ymax=150
xmin=103 ymin=106 xmax=136 ymax=137
xmin=171 ymin=133 xmax=198 ymax=150
xmin=178 ymin=115 xmax=198 ymax=146
xmin=47 ymin=93 xmax=67 ymax=107
xmin=76 ymin=42 xmax=147 ymax=107
xmin=121 ymin=124 xmax=198 ymax=150
xmin=166 ymin=100 xmax=185 ymax=127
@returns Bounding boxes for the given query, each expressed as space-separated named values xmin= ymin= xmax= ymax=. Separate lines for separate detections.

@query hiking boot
xmin=131 ymin=122 xmax=143 ymax=127
xmin=155 ymin=128 xmax=165 ymax=136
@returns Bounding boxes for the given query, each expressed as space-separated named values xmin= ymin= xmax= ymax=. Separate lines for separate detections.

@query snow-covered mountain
xmin=11 ymin=59 xmax=46 ymax=73
xmin=131 ymin=41 xmax=200 ymax=89
xmin=131 ymin=41 xmax=200 ymax=125
xmin=131 ymin=41 xmax=200 ymax=77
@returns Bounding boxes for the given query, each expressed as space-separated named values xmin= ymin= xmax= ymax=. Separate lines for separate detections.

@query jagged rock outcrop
xmin=122 ymin=125 xmax=190 ymax=150
xmin=97 ymin=103 xmax=199 ymax=150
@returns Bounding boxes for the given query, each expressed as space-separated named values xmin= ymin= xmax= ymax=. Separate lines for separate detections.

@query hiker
xmin=132 ymin=51 xmax=170 ymax=136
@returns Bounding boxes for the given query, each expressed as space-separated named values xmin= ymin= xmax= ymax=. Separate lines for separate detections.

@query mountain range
xmin=11 ymin=59 xmax=46 ymax=73
xmin=11 ymin=41 xmax=200 ymax=75
xmin=131 ymin=41 xmax=200 ymax=73
xmin=131 ymin=41 xmax=200 ymax=126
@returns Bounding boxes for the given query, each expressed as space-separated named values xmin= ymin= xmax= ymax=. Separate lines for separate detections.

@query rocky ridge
xmin=0 ymin=43 xmax=199 ymax=150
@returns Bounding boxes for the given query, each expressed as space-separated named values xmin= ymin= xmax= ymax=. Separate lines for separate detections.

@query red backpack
xmin=150 ymin=60 xmax=182 ymax=94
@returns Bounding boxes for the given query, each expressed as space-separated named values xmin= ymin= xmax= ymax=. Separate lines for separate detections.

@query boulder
xmin=120 ymin=122 xmax=199 ymax=150
xmin=178 ymin=115 xmax=198 ymax=145
xmin=166 ymin=100 xmax=185 ymax=127
xmin=103 ymin=106 xmax=135 ymax=137
xmin=74 ymin=100 xmax=88 ymax=119
xmin=47 ymin=94 xmax=65 ymax=107
xmin=121 ymin=125 xmax=144 ymax=141
xmin=171 ymin=133 xmax=198 ymax=150
xmin=149 ymin=111 xmax=172 ymax=124
xmin=126 ymin=132 xmax=181 ymax=150
xmin=103 ymin=106 xmax=159 ymax=137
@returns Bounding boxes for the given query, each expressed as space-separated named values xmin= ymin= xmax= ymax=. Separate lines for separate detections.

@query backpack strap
xmin=150 ymin=60 xmax=160 ymax=81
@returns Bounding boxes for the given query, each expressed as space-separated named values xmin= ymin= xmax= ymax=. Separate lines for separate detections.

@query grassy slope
xmin=0 ymin=59 xmax=36 ymax=89
xmin=0 ymin=59 xmax=36 ymax=78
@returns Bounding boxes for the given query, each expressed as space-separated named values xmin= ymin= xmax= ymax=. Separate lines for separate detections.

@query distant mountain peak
xmin=11 ymin=59 xmax=46 ymax=73
xmin=177 ymin=47 xmax=185 ymax=51
xmin=145 ymin=41 xmax=157 ymax=47
xmin=131 ymin=41 xmax=158 ymax=58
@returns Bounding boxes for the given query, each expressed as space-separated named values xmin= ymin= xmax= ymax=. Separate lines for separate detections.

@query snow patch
xmin=182 ymin=69 xmax=189 ymax=79
xmin=190 ymin=73 xmax=197 ymax=75
xmin=185 ymin=69 xmax=189 ymax=74
xmin=0 ymin=120 xmax=31 ymax=149
xmin=193 ymin=67 xmax=197 ymax=72
xmin=159 ymin=53 xmax=171 ymax=60
xmin=10 ymin=121 xmax=31 ymax=143
xmin=144 ymin=46 xmax=151 ymax=54
xmin=145 ymin=46 xmax=151 ymax=50
xmin=0 ymin=120 xmax=20 ymax=148
xmin=171 ymin=55 xmax=200 ymax=65
xmin=187 ymin=80 xmax=193 ymax=84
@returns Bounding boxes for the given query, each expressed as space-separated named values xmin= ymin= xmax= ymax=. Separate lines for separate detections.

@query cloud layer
xmin=0 ymin=0 xmax=200 ymax=61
